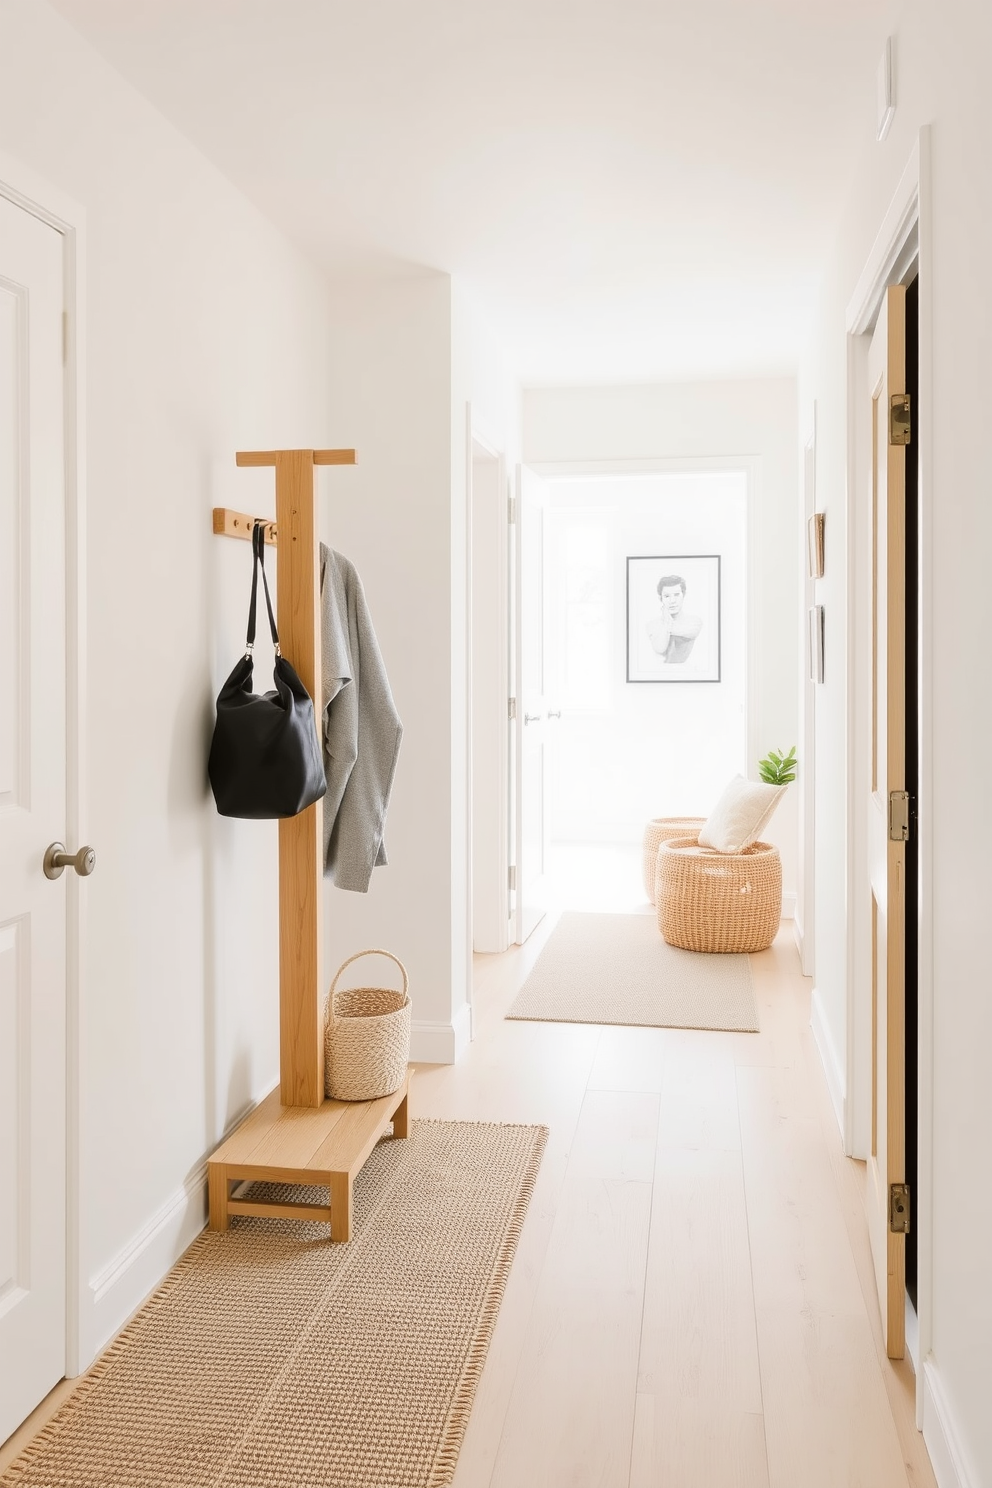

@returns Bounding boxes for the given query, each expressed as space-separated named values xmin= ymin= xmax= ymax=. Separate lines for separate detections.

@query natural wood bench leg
xmin=392 ymin=1091 xmax=409 ymax=1139
xmin=329 ymin=1173 xmax=352 ymax=1242
xmin=208 ymin=1164 xmax=230 ymax=1232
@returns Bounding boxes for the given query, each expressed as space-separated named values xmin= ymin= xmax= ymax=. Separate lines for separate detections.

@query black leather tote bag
xmin=208 ymin=522 xmax=327 ymax=819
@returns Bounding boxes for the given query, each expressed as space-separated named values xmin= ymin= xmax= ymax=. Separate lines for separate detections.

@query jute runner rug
xmin=2 ymin=1120 xmax=547 ymax=1488
xmin=507 ymin=911 xmax=758 ymax=1033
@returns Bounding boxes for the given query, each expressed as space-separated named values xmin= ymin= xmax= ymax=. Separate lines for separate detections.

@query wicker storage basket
xmin=324 ymin=949 xmax=411 ymax=1102
xmin=641 ymin=816 xmax=706 ymax=904
xmin=656 ymin=836 xmax=782 ymax=954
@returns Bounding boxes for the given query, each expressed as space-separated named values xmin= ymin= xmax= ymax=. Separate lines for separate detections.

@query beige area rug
xmin=2 ymin=1121 xmax=547 ymax=1488
xmin=507 ymin=911 xmax=759 ymax=1033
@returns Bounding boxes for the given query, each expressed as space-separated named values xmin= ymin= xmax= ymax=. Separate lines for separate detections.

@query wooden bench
xmin=207 ymin=1070 xmax=411 ymax=1242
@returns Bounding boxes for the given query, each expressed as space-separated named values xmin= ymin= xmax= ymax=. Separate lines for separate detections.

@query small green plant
xmin=758 ymin=746 xmax=797 ymax=786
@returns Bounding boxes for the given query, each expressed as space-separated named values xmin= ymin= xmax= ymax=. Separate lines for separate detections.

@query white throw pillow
xmin=697 ymin=775 xmax=786 ymax=854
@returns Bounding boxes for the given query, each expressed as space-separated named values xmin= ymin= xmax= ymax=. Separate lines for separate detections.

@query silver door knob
xmin=44 ymin=842 xmax=97 ymax=880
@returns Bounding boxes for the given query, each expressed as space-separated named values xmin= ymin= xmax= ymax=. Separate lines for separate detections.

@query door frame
xmin=844 ymin=128 xmax=933 ymax=1423
xmin=527 ymin=453 xmax=761 ymax=790
xmin=799 ymin=416 xmax=816 ymax=979
xmin=0 ymin=152 xmax=87 ymax=1380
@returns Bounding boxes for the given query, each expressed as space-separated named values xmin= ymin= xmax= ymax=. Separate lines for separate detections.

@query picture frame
xmin=807 ymin=512 xmax=825 ymax=579
xmin=808 ymin=604 xmax=824 ymax=683
xmin=626 ymin=555 xmax=721 ymax=683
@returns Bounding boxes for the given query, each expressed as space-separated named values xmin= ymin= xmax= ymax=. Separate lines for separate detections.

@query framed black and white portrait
xmin=626 ymin=555 xmax=721 ymax=683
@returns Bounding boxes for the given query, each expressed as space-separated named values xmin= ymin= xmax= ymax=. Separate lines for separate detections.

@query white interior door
xmin=866 ymin=284 xmax=908 ymax=1360
xmin=0 ymin=193 xmax=68 ymax=1439
xmin=514 ymin=465 xmax=549 ymax=944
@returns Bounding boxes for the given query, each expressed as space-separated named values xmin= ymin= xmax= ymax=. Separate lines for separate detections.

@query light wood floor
xmin=413 ymin=911 xmax=937 ymax=1488
xmin=2 ymin=904 xmax=937 ymax=1488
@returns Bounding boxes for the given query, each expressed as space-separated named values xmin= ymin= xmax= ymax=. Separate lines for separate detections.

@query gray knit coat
xmin=319 ymin=545 xmax=403 ymax=891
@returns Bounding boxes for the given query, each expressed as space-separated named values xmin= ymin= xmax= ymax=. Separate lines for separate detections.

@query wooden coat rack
xmin=206 ymin=449 xmax=410 ymax=1241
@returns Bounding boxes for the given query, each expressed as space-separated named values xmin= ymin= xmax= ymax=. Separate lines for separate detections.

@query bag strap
xmin=325 ymin=949 xmax=410 ymax=1029
xmin=245 ymin=521 xmax=281 ymax=658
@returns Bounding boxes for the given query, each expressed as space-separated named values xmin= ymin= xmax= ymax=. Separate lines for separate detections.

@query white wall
xmin=524 ymin=379 xmax=800 ymax=902
xmin=546 ymin=473 xmax=748 ymax=843
xmin=0 ymin=0 xmax=335 ymax=1367
xmin=318 ymin=275 xmax=521 ymax=1050
xmin=318 ymin=269 xmax=463 ymax=1062
xmin=802 ymin=3 xmax=992 ymax=1480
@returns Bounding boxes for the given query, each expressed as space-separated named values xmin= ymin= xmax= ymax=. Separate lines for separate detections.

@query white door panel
xmin=0 ymin=193 xmax=67 ymax=1440
xmin=514 ymin=466 xmax=549 ymax=943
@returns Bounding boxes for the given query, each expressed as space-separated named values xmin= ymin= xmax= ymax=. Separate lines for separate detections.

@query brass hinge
xmin=889 ymin=1182 xmax=911 ymax=1234
xmin=888 ymin=790 xmax=909 ymax=841
xmin=889 ymin=392 xmax=911 ymax=446
xmin=508 ymin=864 xmax=516 ymax=891
xmin=508 ymin=697 xmax=517 ymax=721
xmin=508 ymin=496 xmax=517 ymax=524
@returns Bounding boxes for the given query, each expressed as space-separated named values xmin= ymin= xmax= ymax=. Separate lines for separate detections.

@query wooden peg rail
xmin=208 ymin=445 xmax=411 ymax=1242
xmin=213 ymin=508 xmax=277 ymax=545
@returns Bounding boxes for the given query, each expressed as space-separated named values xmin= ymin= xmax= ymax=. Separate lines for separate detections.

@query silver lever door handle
xmin=44 ymin=842 xmax=97 ymax=880
xmin=523 ymin=712 xmax=543 ymax=724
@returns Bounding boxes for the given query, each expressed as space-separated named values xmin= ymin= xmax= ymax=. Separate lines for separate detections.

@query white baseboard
xmin=85 ymin=1159 xmax=209 ymax=1363
xmin=781 ymin=890 xmax=796 ymax=921
xmin=924 ymin=1360 xmax=976 ymax=1488
xmin=810 ymin=985 xmax=845 ymax=1140
xmin=410 ymin=1004 xmax=472 ymax=1065
xmin=82 ymin=1087 xmax=279 ymax=1366
xmin=792 ymin=909 xmax=804 ymax=961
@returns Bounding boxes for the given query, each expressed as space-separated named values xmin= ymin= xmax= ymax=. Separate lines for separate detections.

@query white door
xmin=514 ymin=466 xmax=549 ymax=943
xmin=0 ymin=193 xmax=68 ymax=1438
xmin=866 ymin=284 xmax=908 ymax=1360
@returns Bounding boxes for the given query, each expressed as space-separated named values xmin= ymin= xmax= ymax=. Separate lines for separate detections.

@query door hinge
xmin=508 ymin=865 xmax=516 ymax=891
xmin=889 ymin=392 xmax=911 ymax=446
xmin=508 ymin=496 xmax=517 ymax=524
xmin=888 ymin=790 xmax=910 ymax=841
xmin=508 ymin=696 xmax=517 ymax=721
xmin=889 ymin=1182 xmax=911 ymax=1234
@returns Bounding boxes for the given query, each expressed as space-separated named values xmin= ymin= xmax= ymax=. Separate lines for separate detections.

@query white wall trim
xmin=411 ymin=1004 xmax=472 ymax=1064
xmin=810 ymin=986 xmax=845 ymax=1140
xmin=923 ymin=1360 xmax=977 ymax=1488
xmin=0 ymin=154 xmax=88 ymax=1380
xmin=846 ymin=137 xmax=921 ymax=334
xmin=468 ymin=408 xmax=510 ymax=956
xmin=799 ymin=414 xmax=816 ymax=981
xmin=781 ymin=891 xmax=796 ymax=920
xmin=792 ymin=903 xmax=805 ymax=961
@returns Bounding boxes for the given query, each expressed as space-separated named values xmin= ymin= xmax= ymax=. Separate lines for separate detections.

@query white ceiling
xmin=50 ymin=0 xmax=895 ymax=385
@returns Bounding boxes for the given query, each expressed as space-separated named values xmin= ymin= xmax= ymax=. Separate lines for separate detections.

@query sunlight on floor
xmin=546 ymin=840 xmax=651 ymax=915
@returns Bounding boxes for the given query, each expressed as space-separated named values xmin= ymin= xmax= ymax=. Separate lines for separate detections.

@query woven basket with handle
xmin=324 ymin=949 xmax=411 ymax=1102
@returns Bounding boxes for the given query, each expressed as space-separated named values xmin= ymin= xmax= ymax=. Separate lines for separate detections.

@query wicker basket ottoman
xmin=656 ymin=836 xmax=782 ymax=953
xmin=641 ymin=817 xmax=706 ymax=905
